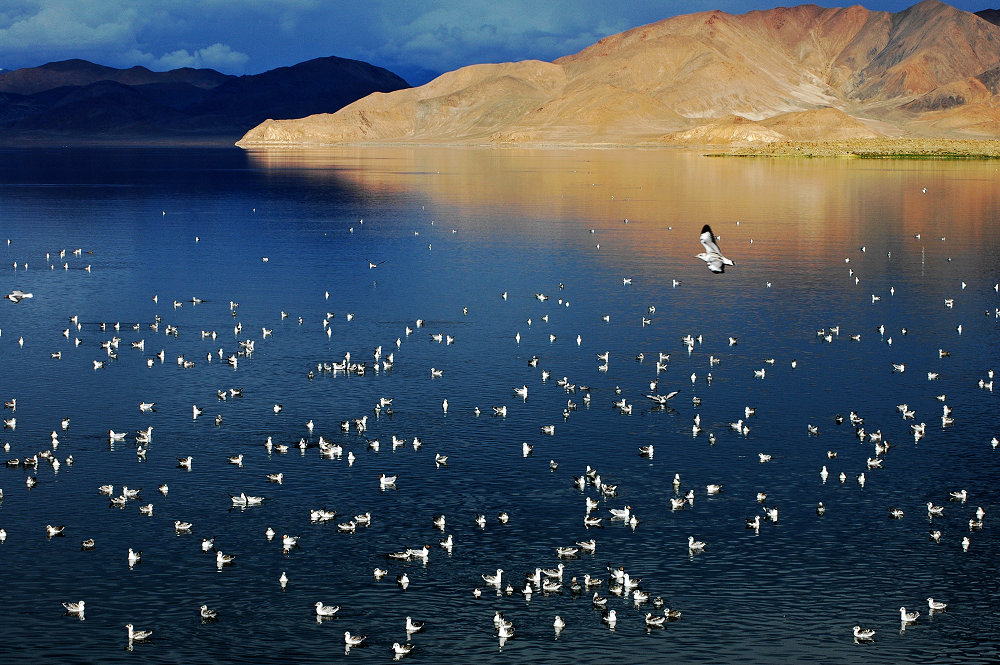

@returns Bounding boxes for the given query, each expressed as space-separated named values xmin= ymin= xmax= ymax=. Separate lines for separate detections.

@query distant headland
xmin=0 ymin=56 xmax=409 ymax=145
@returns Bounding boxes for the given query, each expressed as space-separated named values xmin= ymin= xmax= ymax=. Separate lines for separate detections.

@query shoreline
xmin=236 ymin=136 xmax=1000 ymax=158
xmin=2 ymin=134 xmax=999 ymax=159
xmin=703 ymin=138 xmax=1000 ymax=158
xmin=0 ymin=133 xmax=241 ymax=148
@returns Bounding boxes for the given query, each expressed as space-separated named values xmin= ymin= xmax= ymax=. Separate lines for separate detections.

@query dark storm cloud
xmin=0 ymin=0 xmax=990 ymax=79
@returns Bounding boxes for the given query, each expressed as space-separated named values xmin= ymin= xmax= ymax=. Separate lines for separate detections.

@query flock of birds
xmin=1 ymin=181 xmax=997 ymax=661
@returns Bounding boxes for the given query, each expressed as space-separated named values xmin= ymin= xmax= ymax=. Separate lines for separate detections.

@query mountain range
xmin=0 ymin=56 xmax=409 ymax=143
xmin=238 ymin=1 xmax=1000 ymax=147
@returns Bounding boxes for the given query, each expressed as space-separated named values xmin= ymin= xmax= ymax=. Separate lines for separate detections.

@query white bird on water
xmin=645 ymin=612 xmax=666 ymax=627
xmin=853 ymin=625 xmax=876 ymax=641
xmin=482 ymin=568 xmax=503 ymax=586
xmin=609 ymin=505 xmax=631 ymax=520
xmin=315 ymin=601 xmax=340 ymax=617
xmin=230 ymin=492 xmax=263 ymax=506
xmin=125 ymin=623 xmax=152 ymax=642
xmin=392 ymin=642 xmax=414 ymax=657
xmin=62 ymin=600 xmax=85 ymax=616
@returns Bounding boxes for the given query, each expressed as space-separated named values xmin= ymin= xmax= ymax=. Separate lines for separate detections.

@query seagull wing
xmin=698 ymin=255 xmax=724 ymax=272
xmin=700 ymin=227 xmax=722 ymax=256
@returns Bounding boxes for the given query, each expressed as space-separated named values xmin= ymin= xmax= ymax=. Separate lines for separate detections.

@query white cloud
xmin=0 ymin=0 xmax=255 ymax=72
xmin=0 ymin=0 xmax=138 ymax=51
xmin=194 ymin=43 xmax=250 ymax=70
xmin=152 ymin=43 xmax=248 ymax=71
xmin=152 ymin=49 xmax=198 ymax=70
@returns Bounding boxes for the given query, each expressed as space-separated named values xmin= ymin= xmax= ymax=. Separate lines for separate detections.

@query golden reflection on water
xmin=244 ymin=147 xmax=1000 ymax=264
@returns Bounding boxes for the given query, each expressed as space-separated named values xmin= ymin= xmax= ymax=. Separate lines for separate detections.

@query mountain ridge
xmin=238 ymin=0 xmax=1000 ymax=147
xmin=0 ymin=56 xmax=410 ymax=143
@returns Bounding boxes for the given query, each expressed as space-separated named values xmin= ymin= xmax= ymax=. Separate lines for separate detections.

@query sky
xmin=0 ymin=0 xmax=992 ymax=85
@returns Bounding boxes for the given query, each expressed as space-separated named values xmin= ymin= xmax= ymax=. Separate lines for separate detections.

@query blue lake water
xmin=0 ymin=145 xmax=998 ymax=663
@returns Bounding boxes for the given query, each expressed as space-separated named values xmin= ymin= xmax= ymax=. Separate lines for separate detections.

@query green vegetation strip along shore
xmin=706 ymin=139 xmax=1000 ymax=159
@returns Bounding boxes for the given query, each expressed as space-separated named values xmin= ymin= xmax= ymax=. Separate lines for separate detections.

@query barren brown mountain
xmin=237 ymin=0 xmax=1000 ymax=147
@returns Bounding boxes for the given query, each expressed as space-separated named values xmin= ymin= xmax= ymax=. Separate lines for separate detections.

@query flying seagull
xmin=696 ymin=225 xmax=734 ymax=273
xmin=4 ymin=290 xmax=33 ymax=303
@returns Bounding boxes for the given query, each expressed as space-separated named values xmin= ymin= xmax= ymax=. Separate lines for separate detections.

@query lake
xmin=0 ymin=145 xmax=998 ymax=663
